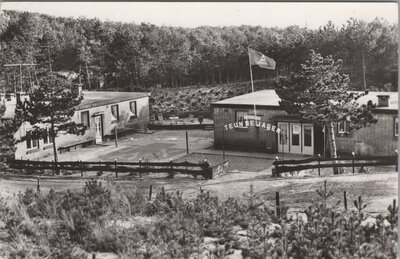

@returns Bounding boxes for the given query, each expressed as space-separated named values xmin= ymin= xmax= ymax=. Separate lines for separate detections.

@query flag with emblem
xmin=248 ymin=48 xmax=276 ymax=70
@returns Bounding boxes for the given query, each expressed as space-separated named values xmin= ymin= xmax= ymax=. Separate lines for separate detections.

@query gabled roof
xmin=212 ymin=89 xmax=398 ymax=112
xmin=76 ymin=91 xmax=150 ymax=110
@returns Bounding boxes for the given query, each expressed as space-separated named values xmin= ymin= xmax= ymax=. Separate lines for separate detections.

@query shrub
xmin=0 ymin=181 xmax=397 ymax=258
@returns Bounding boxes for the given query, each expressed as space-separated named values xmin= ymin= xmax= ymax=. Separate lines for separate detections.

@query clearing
xmin=0 ymin=129 xmax=397 ymax=215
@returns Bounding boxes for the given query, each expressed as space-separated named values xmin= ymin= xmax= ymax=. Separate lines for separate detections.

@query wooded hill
xmin=0 ymin=10 xmax=398 ymax=92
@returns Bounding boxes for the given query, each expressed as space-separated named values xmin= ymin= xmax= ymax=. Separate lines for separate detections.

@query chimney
xmin=377 ymin=95 xmax=389 ymax=107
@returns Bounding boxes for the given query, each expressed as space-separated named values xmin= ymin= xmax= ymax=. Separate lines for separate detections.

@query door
xmin=302 ymin=124 xmax=314 ymax=155
xmin=290 ymin=123 xmax=302 ymax=154
xmin=277 ymin=122 xmax=289 ymax=153
xmin=94 ymin=115 xmax=103 ymax=144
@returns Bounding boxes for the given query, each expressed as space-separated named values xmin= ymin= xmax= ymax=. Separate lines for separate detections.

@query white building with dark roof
xmin=14 ymin=90 xmax=150 ymax=160
xmin=212 ymin=89 xmax=398 ymax=156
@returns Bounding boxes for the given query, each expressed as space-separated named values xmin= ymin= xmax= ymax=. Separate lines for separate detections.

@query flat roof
xmin=1 ymin=91 xmax=151 ymax=120
xmin=213 ymin=89 xmax=398 ymax=111
xmin=77 ymin=91 xmax=150 ymax=110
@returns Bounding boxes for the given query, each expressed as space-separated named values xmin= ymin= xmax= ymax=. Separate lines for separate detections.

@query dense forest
xmin=0 ymin=10 xmax=398 ymax=92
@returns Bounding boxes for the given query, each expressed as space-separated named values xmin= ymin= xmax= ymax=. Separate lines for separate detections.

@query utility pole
xmin=3 ymin=63 xmax=38 ymax=92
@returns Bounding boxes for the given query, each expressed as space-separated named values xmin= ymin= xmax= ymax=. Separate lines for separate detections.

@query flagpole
xmin=248 ymin=48 xmax=257 ymax=116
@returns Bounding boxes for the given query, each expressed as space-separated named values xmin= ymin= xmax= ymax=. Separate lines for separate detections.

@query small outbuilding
xmin=212 ymin=89 xmax=398 ymax=156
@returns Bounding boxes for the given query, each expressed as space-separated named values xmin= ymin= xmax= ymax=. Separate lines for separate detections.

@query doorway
xmin=277 ymin=122 xmax=289 ymax=153
xmin=277 ymin=122 xmax=315 ymax=155
xmin=289 ymin=123 xmax=302 ymax=154
xmin=94 ymin=115 xmax=104 ymax=144
xmin=302 ymin=124 xmax=314 ymax=155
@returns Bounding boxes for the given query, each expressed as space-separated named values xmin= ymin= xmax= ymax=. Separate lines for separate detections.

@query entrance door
xmin=94 ymin=115 xmax=103 ymax=144
xmin=277 ymin=122 xmax=289 ymax=153
xmin=302 ymin=124 xmax=314 ymax=155
xmin=290 ymin=123 xmax=302 ymax=154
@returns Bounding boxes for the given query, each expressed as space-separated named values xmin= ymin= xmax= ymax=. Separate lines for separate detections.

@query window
xmin=81 ymin=111 xmax=90 ymax=128
xmin=338 ymin=121 xmax=350 ymax=134
xmin=43 ymin=129 xmax=54 ymax=145
xmin=395 ymin=117 xmax=398 ymax=137
xmin=129 ymin=101 xmax=137 ymax=117
xmin=111 ymin=105 xmax=119 ymax=122
xmin=235 ymin=110 xmax=248 ymax=123
xmin=26 ymin=132 xmax=39 ymax=150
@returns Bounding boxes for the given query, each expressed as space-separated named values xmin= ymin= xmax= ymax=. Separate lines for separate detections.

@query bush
xmin=0 ymin=180 xmax=397 ymax=258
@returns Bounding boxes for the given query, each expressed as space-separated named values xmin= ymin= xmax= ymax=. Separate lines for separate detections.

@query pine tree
xmin=16 ymin=74 xmax=87 ymax=173
xmin=0 ymin=104 xmax=23 ymax=161
xmin=275 ymin=51 xmax=377 ymax=173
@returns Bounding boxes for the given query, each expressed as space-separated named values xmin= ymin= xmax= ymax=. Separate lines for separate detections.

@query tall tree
xmin=38 ymin=25 xmax=59 ymax=73
xmin=0 ymin=103 xmax=23 ymax=161
xmin=16 ymin=74 xmax=87 ymax=173
xmin=275 ymin=51 xmax=377 ymax=172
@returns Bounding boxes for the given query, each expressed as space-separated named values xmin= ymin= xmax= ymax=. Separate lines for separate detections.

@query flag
xmin=248 ymin=48 xmax=276 ymax=70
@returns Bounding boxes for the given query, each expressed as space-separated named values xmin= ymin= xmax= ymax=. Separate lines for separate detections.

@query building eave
xmin=211 ymin=103 xmax=283 ymax=110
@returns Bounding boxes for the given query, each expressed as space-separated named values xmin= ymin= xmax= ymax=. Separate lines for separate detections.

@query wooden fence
xmin=272 ymin=155 xmax=398 ymax=177
xmin=8 ymin=159 xmax=213 ymax=179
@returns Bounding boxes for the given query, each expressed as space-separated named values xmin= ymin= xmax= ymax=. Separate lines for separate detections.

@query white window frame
xmin=81 ymin=111 xmax=90 ymax=128
xmin=111 ymin=104 xmax=119 ymax=122
xmin=235 ymin=110 xmax=249 ymax=128
xmin=26 ymin=132 xmax=39 ymax=150
xmin=43 ymin=129 xmax=54 ymax=146
xmin=338 ymin=121 xmax=350 ymax=134
xmin=129 ymin=101 xmax=137 ymax=118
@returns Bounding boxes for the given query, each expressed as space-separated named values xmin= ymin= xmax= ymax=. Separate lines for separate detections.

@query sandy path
xmin=0 ymin=169 xmax=396 ymax=215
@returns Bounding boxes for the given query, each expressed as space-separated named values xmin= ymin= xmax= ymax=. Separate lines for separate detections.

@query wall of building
xmin=14 ymin=96 xmax=149 ymax=160
xmin=335 ymin=113 xmax=398 ymax=156
xmin=213 ymin=106 xmax=286 ymax=152
xmin=214 ymin=106 xmax=397 ymax=156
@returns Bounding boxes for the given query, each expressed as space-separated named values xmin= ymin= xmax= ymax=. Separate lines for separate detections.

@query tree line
xmin=0 ymin=10 xmax=397 ymax=92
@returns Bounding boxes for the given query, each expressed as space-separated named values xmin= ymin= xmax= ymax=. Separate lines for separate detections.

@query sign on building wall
xmin=223 ymin=118 xmax=284 ymax=135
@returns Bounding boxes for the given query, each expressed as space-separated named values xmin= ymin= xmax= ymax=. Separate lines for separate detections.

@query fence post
xmin=186 ymin=131 xmax=189 ymax=154
xmin=169 ymin=158 xmax=174 ymax=178
xmin=148 ymin=185 xmax=153 ymax=201
xmin=27 ymin=159 xmax=30 ymax=174
xmin=343 ymin=191 xmax=347 ymax=211
xmin=395 ymin=149 xmax=398 ymax=172
xmin=273 ymin=156 xmax=279 ymax=177
xmin=139 ymin=159 xmax=142 ymax=178
xmin=80 ymin=160 xmax=83 ymax=177
xmin=317 ymin=154 xmax=321 ymax=176
xmin=250 ymin=184 xmax=254 ymax=208
xmin=275 ymin=191 xmax=280 ymax=219
xmin=114 ymin=159 xmax=118 ymax=178
xmin=37 ymin=177 xmax=40 ymax=193
xmin=352 ymin=152 xmax=355 ymax=174
xmin=92 ymin=254 xmax=96 ymax=259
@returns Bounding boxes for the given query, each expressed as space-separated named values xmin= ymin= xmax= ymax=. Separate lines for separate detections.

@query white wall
xmin=14 ymin=96 xmax=149 ymax=160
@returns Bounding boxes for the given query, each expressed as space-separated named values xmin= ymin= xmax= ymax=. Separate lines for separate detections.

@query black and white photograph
xmin=0 ymin=1 xmax=398 ymax=258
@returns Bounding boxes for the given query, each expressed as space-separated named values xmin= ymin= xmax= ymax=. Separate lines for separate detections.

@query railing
xmin=272 ymin=154 xmax=398 ymax=177
xmin=8 ymin=159 xmax=213 ymax=179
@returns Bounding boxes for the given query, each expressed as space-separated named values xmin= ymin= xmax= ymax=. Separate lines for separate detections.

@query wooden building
xmin=212 ymin=90 xmax=398 ymax=156
xmin=14 ymin=90 xmax=150 ymax=160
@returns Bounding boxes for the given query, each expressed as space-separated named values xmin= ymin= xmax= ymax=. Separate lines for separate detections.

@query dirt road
xmin=0 ymin=169 xmax=396 ymax=215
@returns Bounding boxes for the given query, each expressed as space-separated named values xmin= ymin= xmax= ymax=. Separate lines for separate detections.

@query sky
xmin=0 ymin=2 xmax=398 ymax=29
